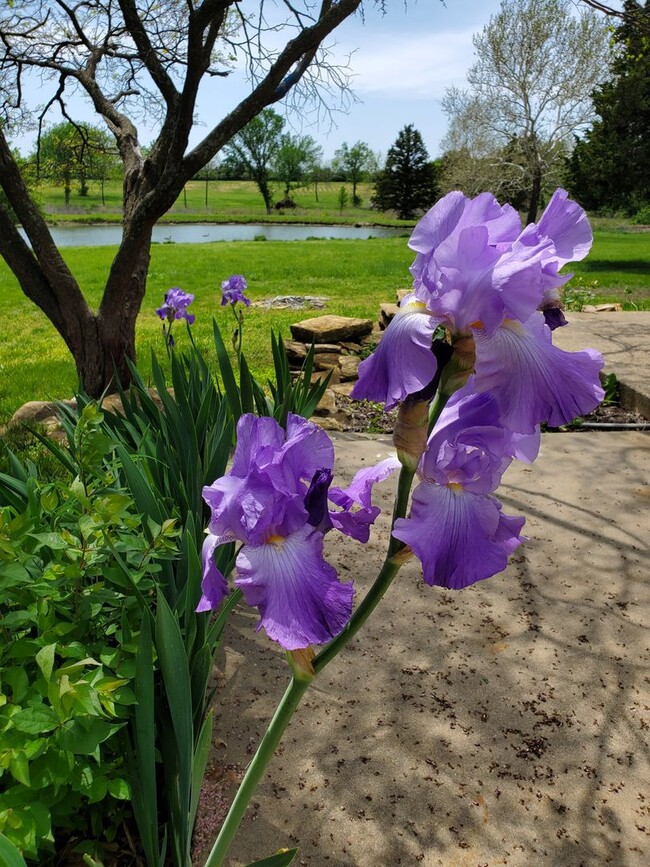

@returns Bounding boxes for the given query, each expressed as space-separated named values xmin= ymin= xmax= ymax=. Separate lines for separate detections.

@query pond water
xmin=22 ymin=222 xmax=406 ymax=247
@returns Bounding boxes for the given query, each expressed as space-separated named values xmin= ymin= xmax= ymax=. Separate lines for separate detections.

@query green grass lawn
xmin=1 ymin=227 xmax=648 ymax=423
xmin=0 ymin=237 xmax=413 ymax=422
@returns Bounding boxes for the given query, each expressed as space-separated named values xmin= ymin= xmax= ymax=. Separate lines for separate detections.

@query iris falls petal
xmin=235 ymin=526 xmax=354 ymax=650
xmin=393 ymin=482 xmax=525 ymax=590
xmin=473 ymin=314 xmax=604 ymax=433
xmin=352 ymin=303 xmax=440 ymax=409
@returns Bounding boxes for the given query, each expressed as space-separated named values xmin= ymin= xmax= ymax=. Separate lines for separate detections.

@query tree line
xmin=17 ymin=113 xmax=438 ymax=220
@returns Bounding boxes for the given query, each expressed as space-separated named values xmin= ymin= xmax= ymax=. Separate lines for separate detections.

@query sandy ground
xmin=193 ymin=430 xmax=649 ymax=867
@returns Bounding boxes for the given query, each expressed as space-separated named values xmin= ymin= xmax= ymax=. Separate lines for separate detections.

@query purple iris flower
xmin=221 ymin=274 xmax=250 ymax=307
xmin=352 ymin=190 xmax=603 ymax=429
xmin=156 ymin=287 xmax=196 ymax=324
xmin=197 ymin=413 xmax=392 ymax=650
xmin=393 ymin=391 xmax=526 ymax=590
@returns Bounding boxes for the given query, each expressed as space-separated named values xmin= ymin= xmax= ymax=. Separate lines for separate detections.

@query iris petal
xmin=329 ymin=456 xmax=400 ymax=542
xmin=352 ymin=304 xmax=440 ymax=409
xmin=197 ymin=533 xmax=230 ymax=612
xmin=473 ymin=313 xmax=604 ymax=433
xmin=235 ymin=526 xmax=354 ymax=650
xmin=393 ymin=482 xmax=525 ymax=590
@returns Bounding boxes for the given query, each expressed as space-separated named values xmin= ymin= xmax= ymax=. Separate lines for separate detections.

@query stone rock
xmin=583 ymin=303 xmax=623 ymax=313
xmin=283 ymin=339 xmax=308 ymax=364
xmin=379 ymin=303 xmax=399 ymax=330
xmin=396 ymin=289 xmax=410 ymax=303
xmin=361 ymin=324 xmax=383 ymax=346
xmin=338 ymin=355 xmax=360 ymax=381
xmin=314 ymin=352 xmax=341 ymax=371
xmin=339 ymin=341 xmax=362 ymax=353
xmin=10 ymin=398 xmax=77 ymax=426
xmin=101 ymin=393 xmax=127 ymax=416
xmin=314 ymin=343 xmax=343 ymax=354
xmin=313 ymin=388 xmax=337 ymax=416
xmin=331 ymin=382 xmax=356 ymax=397
xmin=290 ymin=315 xmax=373 ymax=344
xmin=253 ymin=295 xmax=328 ymax=310
xmin=311 ymin=415 xmax=347 ymax=432
xmin=311 ymin=369 xmax=340 ymax=385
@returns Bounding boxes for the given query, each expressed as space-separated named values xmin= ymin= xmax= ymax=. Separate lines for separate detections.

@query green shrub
xmin=0 ymin=405 xmax=178 ymax=862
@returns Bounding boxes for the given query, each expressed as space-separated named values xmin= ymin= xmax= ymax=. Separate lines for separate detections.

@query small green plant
xmin=563 ymin=278 xmax=598 ymax=311
xmin=600 ymin=371 xmax=619 ymax=405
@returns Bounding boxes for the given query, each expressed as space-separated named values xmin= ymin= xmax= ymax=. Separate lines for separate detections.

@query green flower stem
xmin=427 ymin=390 xmax=450 ymax=436
xmin=203 ymin=674 xmax=312 ymax=867
xmin=313 ymin=463 xmax=416 ymax=673
xmin=229 ymin=304 xmax=244 ymax=361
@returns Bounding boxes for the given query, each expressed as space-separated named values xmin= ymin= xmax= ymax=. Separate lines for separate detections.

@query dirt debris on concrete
xmin=193 ymin=431 xmax=649 ymax=867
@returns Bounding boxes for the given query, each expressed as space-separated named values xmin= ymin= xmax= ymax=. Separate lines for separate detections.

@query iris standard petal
xmin=203 ymin=468 xmax=306 ymax=544
xmin=473 ymin=314 xmax=605 ymax=433
xmin=280 ymin=413 xmax=335 ymax=482
xmin=393 ymin=482 xmax=525 ymax=590
xmin=535 ymin=188 xmax=592 ymax=265
xmin=351 ymin=304 xmax=440 ymax=409
xmin=231 ymin=414 xmax=286 ymax=477
xmin=234 ymin=525 xmax=354 ymax=650
xmin=328 ymin=456 xmax=400 ymax=542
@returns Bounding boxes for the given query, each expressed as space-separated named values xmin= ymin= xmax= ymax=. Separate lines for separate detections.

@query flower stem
xmin=203 ymin=675 xmax=312 ymax=867
xmin=427 ymin=390 xmax=449 ymax=436
xmin=313 ymin=463 xmax=416 ymax=673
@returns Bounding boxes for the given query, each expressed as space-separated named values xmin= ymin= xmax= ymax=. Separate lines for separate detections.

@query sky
xmin=193 ymin=0 xmax=506 ymax=162
xmin=9 ymin=0 xmax=591 ymax=163
xmin=302 ymin=0 xmax=506 ymax=161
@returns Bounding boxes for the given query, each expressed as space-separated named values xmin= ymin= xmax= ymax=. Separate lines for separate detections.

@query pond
xmin=21 ymin=222 xmax=407 ymax=247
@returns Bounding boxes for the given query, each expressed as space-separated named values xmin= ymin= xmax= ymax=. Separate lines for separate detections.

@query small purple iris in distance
xmin=156 ymin=287 xmax=196 ymax=324
xmin=197 ymin=413 xmax=393 ymax=650
xmin=221 ymin=274 xmax=250 ymax=306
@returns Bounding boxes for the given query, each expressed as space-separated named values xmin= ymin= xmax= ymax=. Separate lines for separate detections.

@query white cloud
xmin=338 ymin=30 xmax=475 ymax=100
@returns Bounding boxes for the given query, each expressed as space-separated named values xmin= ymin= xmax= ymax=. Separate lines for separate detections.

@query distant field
xmin=1 ymin=221 xmax=647 ymax=423
xmin=34 ymin=179 xmax=407 ymax=225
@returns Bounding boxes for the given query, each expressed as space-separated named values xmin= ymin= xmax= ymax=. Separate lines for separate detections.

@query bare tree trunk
xmin=526 ymin=166 xmax=542 ymax=224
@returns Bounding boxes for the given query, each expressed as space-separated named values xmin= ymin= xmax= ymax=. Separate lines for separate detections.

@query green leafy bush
xmin=0 ymin=405 xmax=178 ymax=862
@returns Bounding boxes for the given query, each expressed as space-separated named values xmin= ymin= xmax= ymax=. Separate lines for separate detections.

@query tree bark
xmin=526 ymin=165 xmax=542 ymax=223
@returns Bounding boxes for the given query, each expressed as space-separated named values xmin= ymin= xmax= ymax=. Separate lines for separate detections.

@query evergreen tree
xmin=567 ymin=1 xmax=650 ymax=213
xmin=372 ymin=125 xmax=437 ymax=220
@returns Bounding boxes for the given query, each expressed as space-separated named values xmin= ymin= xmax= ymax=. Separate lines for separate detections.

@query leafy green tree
xmin=372 ymin=125 xmax=437 ymax=220
xmin=567 ymin=1 xmax=650 ymax=213
xmin=222 ymin=109 xmax=285 ymax=213
xmin=36 ymin=122 xmax=85 ymax=205
xmin=337 ymin=184 xmax=349 ymax=213
xmin=333 ymin=140 xmax=372 ymax=205
xmin=85 ymin=129 xmax=120 ymax=205
xmin=442 ymin=0 xmax=610 ymax=222
xmin=273 ymin=133 xmax=322 ymax=200
xmin=309 ymin=163 xmax=332 ymax=201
